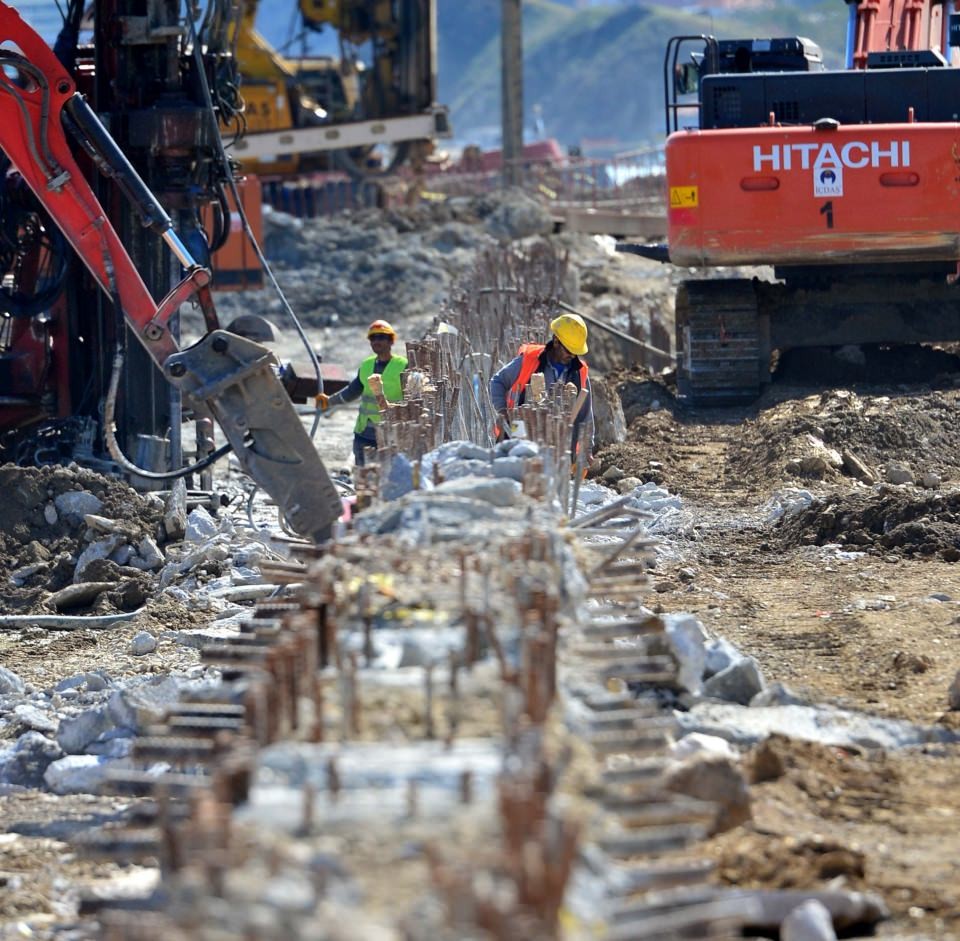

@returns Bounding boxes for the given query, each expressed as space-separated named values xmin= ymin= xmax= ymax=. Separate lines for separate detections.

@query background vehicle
xmin=0 ymin=1 xmax=341 ymax=540
xmin=628 ymin=0 xmax=960 ymax=402
xmin=227 ymin=0 xmax=449 ymax=179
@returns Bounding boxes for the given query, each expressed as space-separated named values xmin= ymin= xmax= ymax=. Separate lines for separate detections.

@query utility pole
xmin=501 ymin=0 xmax=523 ymax=187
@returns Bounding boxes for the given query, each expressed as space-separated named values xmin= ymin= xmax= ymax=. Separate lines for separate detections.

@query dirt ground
xmin=4 ymin=303 xmax=960 ymax=936
xmin=595 ymin=363 xmax=960 ymax=938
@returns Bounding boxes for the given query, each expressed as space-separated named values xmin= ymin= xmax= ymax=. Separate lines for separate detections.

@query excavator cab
xmin=664 ymin=35 xmax=824 ymax=134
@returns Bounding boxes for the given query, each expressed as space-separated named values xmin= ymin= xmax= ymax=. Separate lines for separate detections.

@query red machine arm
xmin=0 ymin=2 xmax=342 ymax=541
xmin=0 ymin=2 xmax=191 ymax=362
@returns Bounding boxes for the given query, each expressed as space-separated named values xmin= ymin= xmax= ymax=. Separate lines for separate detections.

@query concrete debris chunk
xmin=436 ymin=458 xmax=493 ymax=481
xmin=129 ymin=535 xmax=163 ymax=571
xmin=382 ymin=453 xmax=416 ymax=500
xmin=788 ymin=435 xmax=842 ymax=477
xmin=495 ymin=439 xmax=539 ymax=458
xmin=663 ymin=751 xmax=752 ymax=834
xmin=781 ymin=899 xmax=838 ymax=941
xmin=110 ymin=544 xmax=135 ymax=567
xmin=663 ymin=613 xmax=707 ymax=696
xmin=163 ymin=478 xmax=188 ymax=541
xmin=601 ymin=465 xmax=625 ymax=484
xmin=704 ymin=655 xmax=766 ymax=705
xmin=670 ymin=732 xmax=738 ymax=761
xmin=628 ymin=481 xmax=682 ymax=514
xmin=433 ymin=476 xmax=521 ymax=507
xmin=704 ymin=637 xmax=743 ymax=679
xmin=483 ymin=189 xmax=554 ymax=241
xmin=884 ymin=461 xmax=914 ymax=485
xmin=841 ymin=449 xmax=877 ymax=484
xmin=734 ymin=888 xmax=888 ymax=932
xmin=57 ymin=705 xmax=115 ymax=755
xmin=0 ymin=731 xmax=64 ymax=788
xmin=86 ymin=732 xmax=134 ymax=759
xmin=108 ymin=676 xmax=182 ymax=733
xmin=43 ymin=503 xmax=58 ymax=526
xmin=447 ymin=441 xmax=493 ymax=462
xmin=43 ymin=754 xmax=127 ymax=795
xmin=84 ymin=514 xmax=138 ymax=538
xmin=158 ymin=538 xmax=231 ymax=588
xmin=0 ymin=666 xmax=26 ymax=695
xmin=13 ymin=704 xmax=58 ymax=736
xmin=678 ymin=701 xmax=960 ymax=750
xmin=751 ymin=681 xmax=807 ymax=708
xmin=73 ymin=535 xmax=125 ymax=583
xmin=128 ymin=631 xmax=157 ymax=656
xmin=185 ymin=506 xmax=218 ymax=543
xmin=616 ymin=476 xmax=642 ymax=494
xmin=491 ymin=456 xmax=526 ymax=482
xmin=764 ymin=488 xmax=815 ymax=522
xmin=54 ymin=490 xmax=103 ymax=521
xmin=10 ymin=562 xmax=48 ymax=586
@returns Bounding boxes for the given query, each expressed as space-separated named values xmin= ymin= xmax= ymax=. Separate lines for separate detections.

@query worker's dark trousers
xmin=353 ymin=433 xmax=377 ymax=467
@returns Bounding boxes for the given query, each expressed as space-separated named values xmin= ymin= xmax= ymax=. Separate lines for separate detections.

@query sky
xmin=16 ymin=1 xmax=63 ymax=42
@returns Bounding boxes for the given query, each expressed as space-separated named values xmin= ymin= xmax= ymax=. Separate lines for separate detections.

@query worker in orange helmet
xmin=316 ymin=319 xmax=407 ymax=466
xmin=489 ymin=312 xmax=593 ymax=466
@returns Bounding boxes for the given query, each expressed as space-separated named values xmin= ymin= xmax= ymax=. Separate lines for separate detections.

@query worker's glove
xmin=315 ymin=392 xmax=340 ymax=411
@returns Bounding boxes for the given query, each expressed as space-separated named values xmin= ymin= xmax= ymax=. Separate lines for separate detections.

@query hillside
xmin=242 ymin=0 xmax=847 ymax=153
xmin=436 ymin=0 xmax=848 ymax=152
xmin=19 ymin=0 xmax=847 ymax=154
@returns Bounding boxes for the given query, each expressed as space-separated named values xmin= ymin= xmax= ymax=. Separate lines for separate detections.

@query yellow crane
xmin=227 ymin=0 xmax=447 ymax=178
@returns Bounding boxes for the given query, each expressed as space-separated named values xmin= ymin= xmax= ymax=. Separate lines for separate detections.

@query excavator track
xmin=675 ymin=279 xmax=767 ymax=406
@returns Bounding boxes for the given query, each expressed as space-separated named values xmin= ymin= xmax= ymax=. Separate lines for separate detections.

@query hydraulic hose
xmin=103 ymin=350 xmax=233 ymax=481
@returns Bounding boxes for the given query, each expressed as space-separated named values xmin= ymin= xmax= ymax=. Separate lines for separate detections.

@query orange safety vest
xmin=506 ymin=343 xmax=589 ymax=410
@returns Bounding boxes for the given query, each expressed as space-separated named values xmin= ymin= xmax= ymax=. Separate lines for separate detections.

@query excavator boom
xmin=0 ymin=2 xmax=341 ymax=542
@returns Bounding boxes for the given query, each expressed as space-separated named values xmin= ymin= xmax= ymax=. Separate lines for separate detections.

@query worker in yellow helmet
xmin=489 ymin=312 xmax=593 ymax=465
xmin=317 ymin=319 xmax=407 ymax=466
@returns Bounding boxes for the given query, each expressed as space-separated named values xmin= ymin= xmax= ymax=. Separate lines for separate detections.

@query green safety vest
xmin=356 ymin=354 xmax=407 ymax=434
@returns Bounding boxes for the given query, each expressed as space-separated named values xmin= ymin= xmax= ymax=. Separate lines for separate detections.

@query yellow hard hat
xmin=367 ymin=319 xmax=397 ymax=340
xmin=550 ymin=312 xmax=588 ymax=356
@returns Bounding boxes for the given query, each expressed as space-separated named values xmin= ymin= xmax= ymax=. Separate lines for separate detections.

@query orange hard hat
xmin=367 ymin=319 xmax=397 ymax=340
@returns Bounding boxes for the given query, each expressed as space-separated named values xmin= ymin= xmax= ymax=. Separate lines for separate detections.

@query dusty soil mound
xmin=777 ymin=486 xmax=960 ymax=560
xmin=603 ymin=372 xmax=960 ymax=497
xmin=0 ymin=465 xmax=164 ymax=614
xmin=705 ymin=735 xmax=960 ymax=927
xmin=725 ymin=388 xmax=960 ymax=490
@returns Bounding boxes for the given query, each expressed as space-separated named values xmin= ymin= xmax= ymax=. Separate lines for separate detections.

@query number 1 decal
xmin=820 ymin=201 xmax=834 ymax=229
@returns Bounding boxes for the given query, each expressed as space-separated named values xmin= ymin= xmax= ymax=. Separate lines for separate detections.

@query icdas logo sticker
xmin=752 ymin=140 xmax=911 ymax=198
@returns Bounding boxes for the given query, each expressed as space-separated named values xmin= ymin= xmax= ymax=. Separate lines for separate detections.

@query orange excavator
xmin=626 ymin=0 xmax=960 ymax=402
xmin=0 ymin=2 xmax=341 ymax=541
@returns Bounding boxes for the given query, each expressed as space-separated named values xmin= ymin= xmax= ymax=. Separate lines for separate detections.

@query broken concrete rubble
xmin=3 ymin=206 xmax=959 ymax=938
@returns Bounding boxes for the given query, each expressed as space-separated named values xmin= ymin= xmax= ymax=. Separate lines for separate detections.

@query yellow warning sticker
xmin=670 ymin=186 xmax=698 ymax=208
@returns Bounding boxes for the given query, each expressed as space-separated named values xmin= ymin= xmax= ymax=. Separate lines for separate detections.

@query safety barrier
xmin=421 ymin=145 xmax=666 ymax=214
